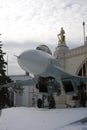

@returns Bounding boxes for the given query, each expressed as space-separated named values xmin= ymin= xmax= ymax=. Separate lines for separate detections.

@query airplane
xmin=1 ymin=46 xmax=87 ymax=108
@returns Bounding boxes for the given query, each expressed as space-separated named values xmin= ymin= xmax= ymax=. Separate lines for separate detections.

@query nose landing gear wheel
xmin=37 ymin=99 xmax=42 ymax=108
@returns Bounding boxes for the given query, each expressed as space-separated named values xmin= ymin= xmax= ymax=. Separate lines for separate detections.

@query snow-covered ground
xmin=0 ymin=107 xmax=87 ymax=130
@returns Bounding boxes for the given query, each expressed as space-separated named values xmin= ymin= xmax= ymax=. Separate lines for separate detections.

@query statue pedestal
xmin=57 ymin=43 xmax=69 ymax=50
xmin=54 ymin=43 xmax=69 ymax=58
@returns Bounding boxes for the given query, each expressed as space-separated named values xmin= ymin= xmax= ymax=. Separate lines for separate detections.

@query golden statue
xmin=58 ymin=27 xmax=65 ymax=44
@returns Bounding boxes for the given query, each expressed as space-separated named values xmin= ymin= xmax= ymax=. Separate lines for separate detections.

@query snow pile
xmin=0 ymin=107 xmax=87 ymax=130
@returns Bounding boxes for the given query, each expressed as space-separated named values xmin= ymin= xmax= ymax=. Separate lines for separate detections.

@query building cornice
xmin=65 ymin=44 xmax=87 ymax=58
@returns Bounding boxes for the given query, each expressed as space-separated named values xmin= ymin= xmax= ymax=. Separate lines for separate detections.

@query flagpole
xmin=83 ymin=21 xmax=86 ymax=45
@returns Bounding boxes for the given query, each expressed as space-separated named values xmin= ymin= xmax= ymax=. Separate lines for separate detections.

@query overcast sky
xmin=0 ymin=0 xmax=87 ymax=75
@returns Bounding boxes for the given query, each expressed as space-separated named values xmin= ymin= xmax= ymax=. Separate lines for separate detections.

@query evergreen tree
xmin=0 ymin=44 xmax=12 ymax=109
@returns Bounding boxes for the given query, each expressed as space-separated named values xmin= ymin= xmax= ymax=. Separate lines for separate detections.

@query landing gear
xmin=37 ymin=94 xmax=55 ymax=109
xmin=48 ymin=95 xmax=56 ymax=109
xmin=37 ymin=98 xmax=42 ymax=108
xmin=37 ymin=94 xmax=48 ymax=108
xmin=36 ymin=76 xmax=57 ymax=109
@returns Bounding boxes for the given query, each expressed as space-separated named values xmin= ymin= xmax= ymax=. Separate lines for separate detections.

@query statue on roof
xmin=57 ymin=27 xmax=65 ymax=45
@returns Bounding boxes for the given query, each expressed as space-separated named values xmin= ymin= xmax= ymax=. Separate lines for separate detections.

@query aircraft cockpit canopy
xmin=36 ymin=45 xmax=52 ymax=55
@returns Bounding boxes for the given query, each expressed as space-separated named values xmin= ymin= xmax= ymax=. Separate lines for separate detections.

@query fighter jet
xmin=1 ymin=47 xmax=87 ymax=108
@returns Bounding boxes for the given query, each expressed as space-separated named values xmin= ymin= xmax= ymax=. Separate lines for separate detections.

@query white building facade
xmin=10 ymin=75 xmax=38 ymax=107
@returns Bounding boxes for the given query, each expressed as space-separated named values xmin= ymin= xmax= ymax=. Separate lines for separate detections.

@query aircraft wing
xmin=47 ymin=64 xmax=87 ymax=95
xmin=0 ymin=76 xmax=38 ymax=90
xmin=50 ymin=64 xmax=87 ymax=83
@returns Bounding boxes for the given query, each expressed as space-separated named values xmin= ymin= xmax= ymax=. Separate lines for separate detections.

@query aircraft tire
xmin=37 ymin=99 xmax=42 ymax=108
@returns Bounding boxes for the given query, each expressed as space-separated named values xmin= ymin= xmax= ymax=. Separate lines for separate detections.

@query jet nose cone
xmin=17 ymin=50 xmax=50 ymax=75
